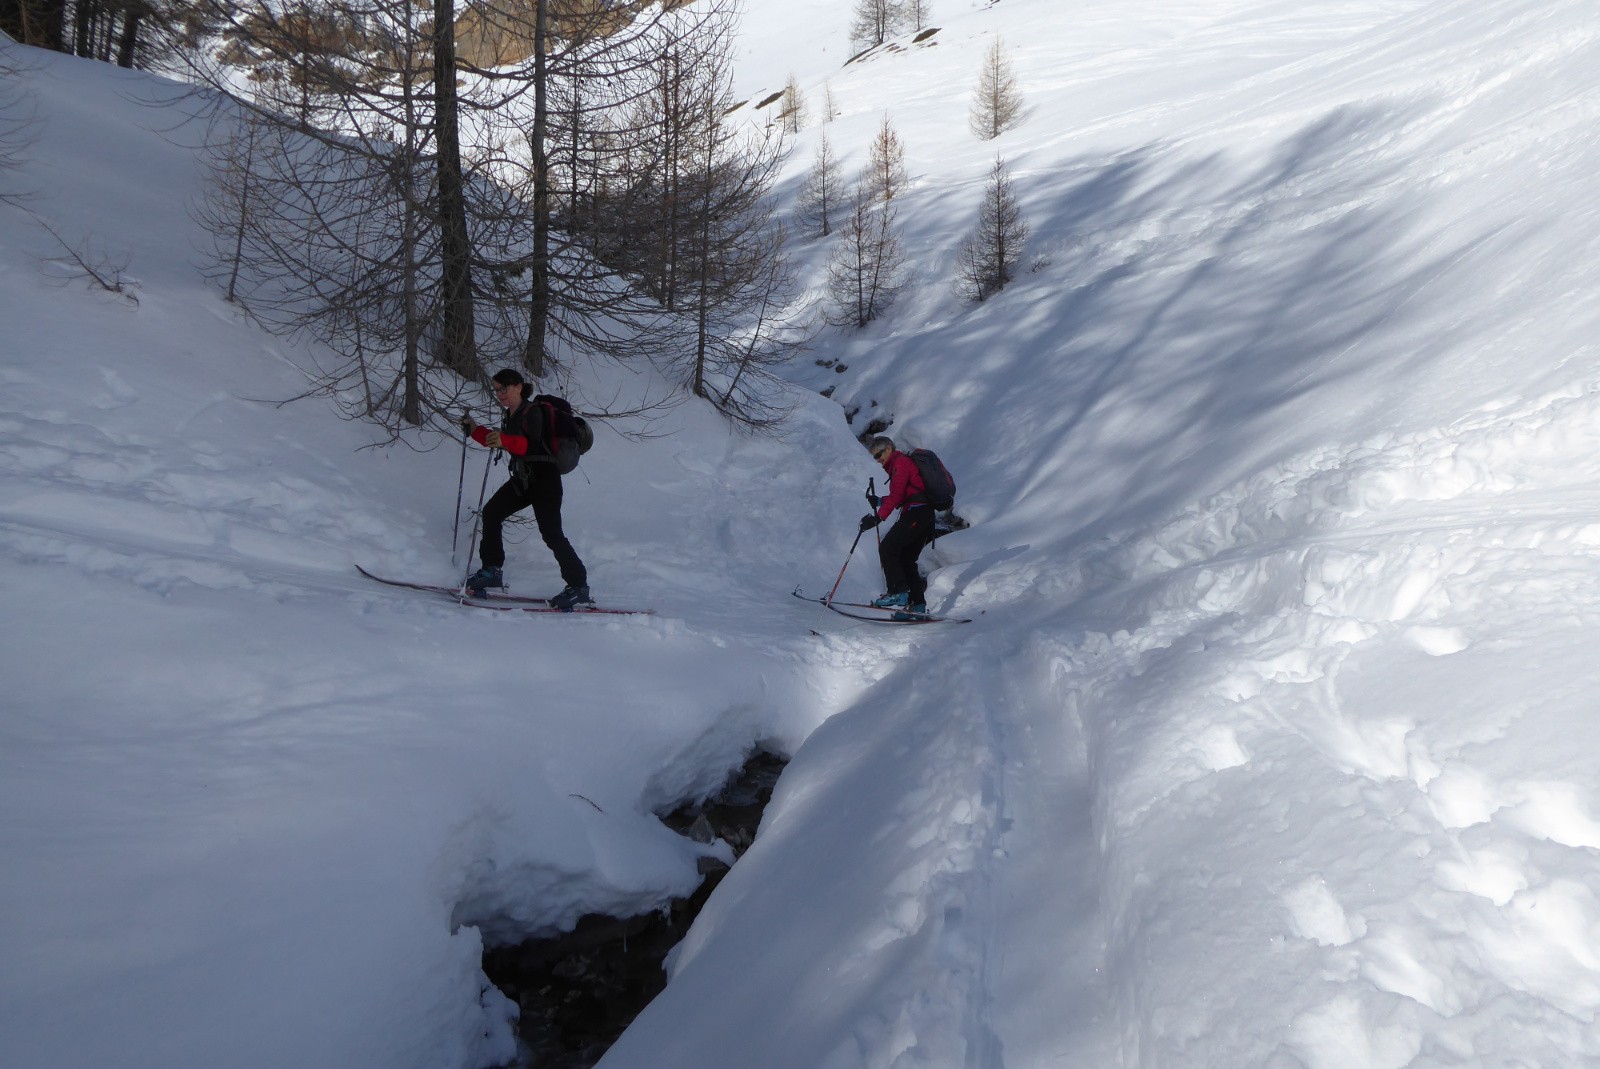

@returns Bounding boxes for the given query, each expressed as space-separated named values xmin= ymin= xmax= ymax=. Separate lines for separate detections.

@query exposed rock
xmin=481 ymin=747 xmax=786 ymax=1068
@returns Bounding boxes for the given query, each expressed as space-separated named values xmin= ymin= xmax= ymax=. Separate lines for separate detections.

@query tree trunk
xmin=72 ymin=0 xmax=91 ymax=57
xmin=3 ymin=0 xmax=66 ymax=50
xmin=433 ymin=0 xmax=477 ymax=378
xmin=522 ymin=0 xmax=548 ymax=379
xmin=114 ymin=5 xmax=141 ymax=68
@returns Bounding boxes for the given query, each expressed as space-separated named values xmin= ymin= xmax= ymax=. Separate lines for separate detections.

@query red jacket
xmin=471 ymin=399 xmax=544 ymax=458
xmin=876 ymin=450 xmax=926 ymax=520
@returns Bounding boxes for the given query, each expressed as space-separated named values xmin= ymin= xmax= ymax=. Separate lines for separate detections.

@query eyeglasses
xmin=872 ymin=450 xmax=889 ymax=461
xmin=492 ymin=383 xmax=517 ymax=393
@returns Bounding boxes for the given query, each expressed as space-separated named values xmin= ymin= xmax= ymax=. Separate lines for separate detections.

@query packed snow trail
xmin=970 ymin=632 xmax=1117 ymax=1067
xmin=599 ymin=622 xmax=1119 ymax=1068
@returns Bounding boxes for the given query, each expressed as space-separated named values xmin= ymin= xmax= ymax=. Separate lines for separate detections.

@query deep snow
xmin=6 ymin=0 xmax=1600 ymax=1066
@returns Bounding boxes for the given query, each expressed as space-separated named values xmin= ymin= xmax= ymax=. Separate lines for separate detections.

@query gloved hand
xmin=859 ymin=513 xmax=880 ymax=533
xmin=459 ymin=413 xmax=477 ymax=434
xmin=485 ymin=429 xmax=503 ymax=449
xmin=866 ymin=492 xmax=881 ymax=509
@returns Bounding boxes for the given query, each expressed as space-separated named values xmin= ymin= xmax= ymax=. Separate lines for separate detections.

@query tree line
xmin=4 ymin=0 xmax=804 ymax=436
xmin=0 ymin=0 xmax=202 ymax=69
xmin=848 ymin=0 xmax=932 ymax=52
xmin=7 ymin=0 xmax=1034 ymax=440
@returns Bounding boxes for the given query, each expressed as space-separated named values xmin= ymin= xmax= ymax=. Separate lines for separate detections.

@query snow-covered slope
xmin=6 ymin=0 xmax=1600 ymax=1066
xmin=612 ymin=0 xmax=1600 ymax=1066
xmin=0 ymin=43 xmax=878 ymax=1069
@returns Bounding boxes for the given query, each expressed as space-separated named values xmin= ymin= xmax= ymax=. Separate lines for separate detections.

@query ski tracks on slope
xmin=836 ymin=626 xmax=1117 ymax=1069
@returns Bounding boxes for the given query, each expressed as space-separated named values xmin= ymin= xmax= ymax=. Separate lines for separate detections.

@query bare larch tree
xmin=826 ymin=180 xmax=905 ymax=328
xmin=956 ymin=154 xmax=1028 ymax=302
xmin=848 ymin=0 xmax=899 ymax=51
xmin=795 ymin=130 xmax=843 ymax=238
xmin=779 ymin=74 xmax=805 ymax=134
xmin=865 ymin=114 xmax=908 ymax=204
xmin=970 ymin=35 xmax=1024 ymax=141
xmin=192 ymin=0 xmax=756 ymax=436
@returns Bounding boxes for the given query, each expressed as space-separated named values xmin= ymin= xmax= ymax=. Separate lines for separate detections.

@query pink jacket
xmin=876 ymin=450 xmax=926 ymax=520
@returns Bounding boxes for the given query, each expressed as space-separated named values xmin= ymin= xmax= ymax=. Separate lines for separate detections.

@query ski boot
xmin=893 ymin=600 xmax=929 ymax=622
xmin=464 ymin=566 xmax=503 ymax=597
xmin=549 ymin=584 xmax=594 ymax=612
xmin=871 ymin=591 xmax=909 ymax=610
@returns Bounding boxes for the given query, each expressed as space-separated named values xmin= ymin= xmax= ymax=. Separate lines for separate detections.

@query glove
xmin=485 ymin=429 xmax=503 ymax=449
xmin=459 ymin=413 xmax=477 ymax=434
xmin=859 ymin=513 xmax=880 ymax=533
xmin=866 ymin=492 xmax=881 ymax=509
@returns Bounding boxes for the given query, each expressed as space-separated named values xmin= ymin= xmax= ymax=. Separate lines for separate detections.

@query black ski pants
xmin=479 ymin=465 xmax=587 ymax=589
xmin=879 ymin=505 xmax=935 ymax=603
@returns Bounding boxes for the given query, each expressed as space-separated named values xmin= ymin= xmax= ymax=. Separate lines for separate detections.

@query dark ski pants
xmin=879 ymin=506 xmax=934 ymax=603
xmin=479 ymin=467 xmax=587 ymax=589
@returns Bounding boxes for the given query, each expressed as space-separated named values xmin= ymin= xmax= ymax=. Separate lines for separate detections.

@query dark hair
xmin=492 ymin=368 xmax=530 ymax=399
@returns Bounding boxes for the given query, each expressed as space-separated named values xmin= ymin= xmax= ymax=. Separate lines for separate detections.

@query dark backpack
xmin=907 ymin=448 xmax=955 ymax=510
xmin=530 ymin=394 xmax=593 ymax=475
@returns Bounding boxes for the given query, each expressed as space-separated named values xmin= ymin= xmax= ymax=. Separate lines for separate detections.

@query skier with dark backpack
xmin=459 ymin=368 xmax=593 ymax=609
xmin=858 ymin=435 xmax=955 ymax=618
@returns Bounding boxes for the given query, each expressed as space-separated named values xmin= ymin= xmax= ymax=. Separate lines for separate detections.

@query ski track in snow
xmin=13 ymin=2 xmax=1600 ymax=1066
xmin=841 ymin=644 xmax=1013 ymax=1069
xmin=836 ymin=382 xmax=1600 ymax=1065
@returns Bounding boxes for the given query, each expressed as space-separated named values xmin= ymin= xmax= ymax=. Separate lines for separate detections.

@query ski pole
xmin=459 ymin=451 xmax=494 ymax=592
xmin=450 ymin=421 xmax=470 ymax=567
xmin=823 ymin=526 xmax=866 ymax=607
xmin=825 ymin=480 xmax=876 ymax=604
xmin=867 ymin=476 xmax=884 ymax=550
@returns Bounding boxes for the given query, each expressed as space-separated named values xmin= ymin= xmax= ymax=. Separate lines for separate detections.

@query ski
xmin=456 ymin=599 xmax=654 ymax=617
xmin=791 ymin=587 xmax=972 ymax=625
xmin=357 ymin=565 xmax=653 ymax=615
xmin=356 ymin=564 xmax=549 ymax=603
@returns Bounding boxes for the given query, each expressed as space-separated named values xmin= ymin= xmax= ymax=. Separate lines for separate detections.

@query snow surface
xmin=6 ymin=0 xmax=1600 ymax=1065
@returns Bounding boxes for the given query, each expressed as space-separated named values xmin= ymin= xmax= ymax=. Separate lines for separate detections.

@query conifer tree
xmin=643 ymin=17 xmax=806 ymax=425
xmin=796 ymin=132 xmax=843 ymax=238
xmin=865 ymin=115 xmax=908 ymax=204
xmin=779 ymin=74 xmax=806 ymax=134
xmin=1 ymin=0 xmax=66 ymax=52
xmin=827 ymin=181 xmax=905 ymax=328
xmin=430 ymin=0 xmax=475 ymax=381
xmin=192 ymin=0 xmax=750 ymax=434
xmin=6 ymin=0 xmax=213 ymax=70
xmin=957 ymin=155 xmax=1028 ymax=302
xmin=970 ymin=36 xmax=1024 ymax=141
xmin=849 ymin=0 xmax=899 ymax=50
xmin=820 ymin=81 xmax=838 ymax=124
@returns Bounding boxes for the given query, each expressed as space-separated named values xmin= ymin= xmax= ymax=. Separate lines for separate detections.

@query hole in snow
xmin=480 ymin=748 xmax=786 ymax=1068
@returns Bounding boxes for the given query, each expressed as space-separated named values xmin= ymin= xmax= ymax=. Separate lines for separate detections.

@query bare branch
xmin=29 ymin=212 xmax=139 ymax=302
